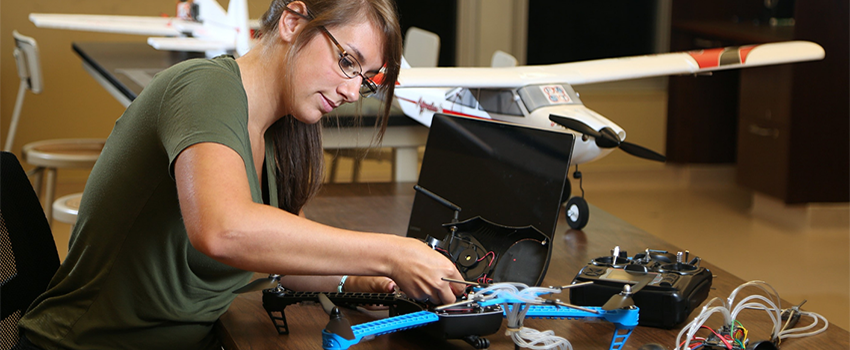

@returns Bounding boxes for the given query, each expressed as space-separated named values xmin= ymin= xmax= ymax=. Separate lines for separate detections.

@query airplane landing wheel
xmin=565 ymin=197 xmax=589 ymax=230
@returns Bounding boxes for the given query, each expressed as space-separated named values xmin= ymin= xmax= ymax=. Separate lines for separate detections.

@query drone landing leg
xmin=462 ymin=334 xmax=490 ymax=349
xmin=608 ymin=325 xmax=635 ymax=350
xmin=267 ymin=309 xmax=290 ymax=335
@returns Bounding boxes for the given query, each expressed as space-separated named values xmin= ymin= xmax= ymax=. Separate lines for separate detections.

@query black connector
xmin=780 ymin=299 xmax=806 ymax=330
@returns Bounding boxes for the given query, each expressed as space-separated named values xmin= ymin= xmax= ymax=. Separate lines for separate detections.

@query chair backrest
xmin=491 ymin=50 xmax=518 ymax=67
xmin=403 ymin=27 xmax=440 ymax=68
xmin=12 ymin=31 xmax=42 ymax=94
xmin=4 ymin=32 xmax=43 ymax=153
xmin=0 ymin=151 xmax=60 ymax=348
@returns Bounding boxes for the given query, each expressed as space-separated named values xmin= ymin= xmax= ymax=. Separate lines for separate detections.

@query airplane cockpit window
xmin=517 ymin=84 xmax=582 ymax=112
xmin=446 ymin=88 xmax=525 ymax=116
xmin=475 ymin=89 xmax=524 ymax=116
xmin=446 ymin=88 xmax=480 ymax=109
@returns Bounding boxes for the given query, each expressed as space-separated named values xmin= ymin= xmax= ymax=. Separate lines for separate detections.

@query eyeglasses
xmin=319 ymin=27 xmax=378 ymax=98
xmin=283 ymin=5 xmax=379 ymax=98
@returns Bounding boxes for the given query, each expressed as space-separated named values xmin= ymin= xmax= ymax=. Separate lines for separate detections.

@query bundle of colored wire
xmin=675 ymin=305 xmax=733 ymax=349
xmin=674 ymin=281 xmax=830 ymax=350
xmin=727 ymin=281 xmax=783 ymax=339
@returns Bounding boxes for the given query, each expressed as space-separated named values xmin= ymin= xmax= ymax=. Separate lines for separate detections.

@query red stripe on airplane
xmin=441 ymin=110 xmax=490 ymax=120
xmin=689 ymin=45 xmax=760 ymax=68
xmin=396 ymin=96 xmax=416 ymax=104
xmin=395 ymin=97 xmax=488 ymax=120
xmin=738 ymin=45 xmax=756 ymax=63
xmin=688 ymin=48 xmax=726 ymax=68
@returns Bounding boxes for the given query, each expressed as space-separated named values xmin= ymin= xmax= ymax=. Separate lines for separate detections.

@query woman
xmin=17 ymin=0 xmax=464 ymax=349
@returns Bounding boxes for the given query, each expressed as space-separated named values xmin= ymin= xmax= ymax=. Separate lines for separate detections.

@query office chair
xmin=403 ymin=27 xmax=440 ymax=68
xmin=5 ymin=31 xmax=104 ymax=225
xmin=0 ymin=152 xmax=61 ymax=349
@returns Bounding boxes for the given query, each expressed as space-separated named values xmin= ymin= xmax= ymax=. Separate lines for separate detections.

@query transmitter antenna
xmin=414 ymin=185 xmax=462 ymax=223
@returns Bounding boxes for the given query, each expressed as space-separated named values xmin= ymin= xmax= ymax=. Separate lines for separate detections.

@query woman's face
xmin=287 ymin=20 xmax=384 ymax=124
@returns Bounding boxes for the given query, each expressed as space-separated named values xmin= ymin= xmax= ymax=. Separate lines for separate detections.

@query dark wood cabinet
xmin=666 ymin=21 xmax=794 ymax=165
xmin=736 ymin=65 xmax=794 ymax=199
xmin=666 ymin=0 xmax=849 ymax=204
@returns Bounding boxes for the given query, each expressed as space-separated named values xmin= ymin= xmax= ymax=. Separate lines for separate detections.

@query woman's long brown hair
xmin=257 ymin=0 xmax=402 ymax=214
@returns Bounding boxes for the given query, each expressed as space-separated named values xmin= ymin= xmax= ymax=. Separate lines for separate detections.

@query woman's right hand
xmin=387 ymin=236 xmax=466 ymax=305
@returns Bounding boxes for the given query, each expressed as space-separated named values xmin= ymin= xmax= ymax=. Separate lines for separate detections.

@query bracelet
xmin=337 ymin=275 xmax=348 ymax=293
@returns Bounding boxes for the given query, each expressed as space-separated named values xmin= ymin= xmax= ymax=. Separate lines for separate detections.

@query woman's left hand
xmin=344 ymin=276 xmax=397 ymax=293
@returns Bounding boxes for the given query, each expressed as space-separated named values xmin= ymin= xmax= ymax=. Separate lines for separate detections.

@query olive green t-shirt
xmin=19 ymin=56 xmax=278 ymax=350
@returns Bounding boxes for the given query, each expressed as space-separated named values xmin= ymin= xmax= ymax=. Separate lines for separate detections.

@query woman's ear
xmin=278 ymin=1 xmax=309 ymax=43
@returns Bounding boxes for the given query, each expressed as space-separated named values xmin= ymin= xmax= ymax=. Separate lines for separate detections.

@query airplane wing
xmin=146 ymin=37 xmax=232 ymax=53
xmin=30 ymin=9 xmax=257 ymax=56
xmin=396 ymin=41 xmax=825 ymax=88
xmin=28 ymin=13 xmax=201 ymax=37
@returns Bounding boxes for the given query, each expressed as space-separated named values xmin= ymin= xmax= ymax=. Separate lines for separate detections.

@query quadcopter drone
xmin=243 ymin=277 xmax=646 ymax=350
xmin=238 ymin=243 xmax=655 ymax=350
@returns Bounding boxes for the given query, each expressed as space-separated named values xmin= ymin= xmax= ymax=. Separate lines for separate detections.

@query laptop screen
xmin=407 ymin=114 xmax=575 ymax=241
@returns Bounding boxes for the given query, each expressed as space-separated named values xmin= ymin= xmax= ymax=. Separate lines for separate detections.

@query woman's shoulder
xmin=155 ymin=55 xmax=241 ymax=85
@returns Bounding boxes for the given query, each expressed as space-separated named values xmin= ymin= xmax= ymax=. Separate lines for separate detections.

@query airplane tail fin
xmin=193 ymin=0 xmax=250 ymax=56
xmin=195 ymin=0 xmax=227 ymax=25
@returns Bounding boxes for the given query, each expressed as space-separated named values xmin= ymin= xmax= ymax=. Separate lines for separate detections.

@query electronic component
xmin=675 ymin=281 xmax=829 ymax=350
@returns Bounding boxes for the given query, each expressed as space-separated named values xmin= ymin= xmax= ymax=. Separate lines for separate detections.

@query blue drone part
xmin=320 ymin=298 xmax=640 ymax=350
xmin=521 ymin=305 xmax=639 ymax=350
xmin=322 ymin=311 xmax=440 ymax=350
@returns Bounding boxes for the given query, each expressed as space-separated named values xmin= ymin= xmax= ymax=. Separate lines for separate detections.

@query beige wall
xmin=0 ymin=0 xmax=270 ymax=180
xmin=2 ymin=1 xmax=164 ymax=154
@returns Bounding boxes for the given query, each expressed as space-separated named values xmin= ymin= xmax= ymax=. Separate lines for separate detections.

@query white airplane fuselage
xmin=393 ymin=83 xmax=622 ymax=166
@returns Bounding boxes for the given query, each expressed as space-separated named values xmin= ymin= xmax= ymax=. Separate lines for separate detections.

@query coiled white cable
xmin=474 ymin=282 xmax=570 ymax=350
xmin=509 ymin=327 xmax=572 ymax=350
xmin=778 ymin=311 xmax=829 ymax=339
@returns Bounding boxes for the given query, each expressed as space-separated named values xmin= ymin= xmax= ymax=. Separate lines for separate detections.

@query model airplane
xmin=391 ymin=40 xmax=825 ymax=229
xmin=29 ymin=0 xmax=253 ymax=57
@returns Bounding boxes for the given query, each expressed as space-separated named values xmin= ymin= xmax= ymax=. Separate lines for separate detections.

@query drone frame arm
xmin=509 ymin=304 xmax=640 ymax=350
xmin=322 ymin=311 xmax=440 ymax=350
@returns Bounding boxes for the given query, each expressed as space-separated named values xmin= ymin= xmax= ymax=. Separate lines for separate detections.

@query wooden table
xmin=217 ymin=183 xmax=849 ymax=349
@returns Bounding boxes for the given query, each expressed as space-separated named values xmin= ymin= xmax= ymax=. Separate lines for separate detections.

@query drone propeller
xmin=233 ymin=274 xmax=281 ymax=294
xmin=318 ymin=293 xmax=356 ymax=340
xmin=602 ymin=274 xmax=654 ymax=311
xmin=549 ymin=114 xmax=666 ymax=162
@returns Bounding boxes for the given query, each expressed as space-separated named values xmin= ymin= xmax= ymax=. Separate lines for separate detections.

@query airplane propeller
xmin=318 ymin=293 xmax=356 ymax=340
xmin=601 ymin=274 xmax=655 ymax=311
xmin=233 ymin=274 xmax=281 ymax=294
xmin=549 ymin=114 xmax=666 ymax=162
